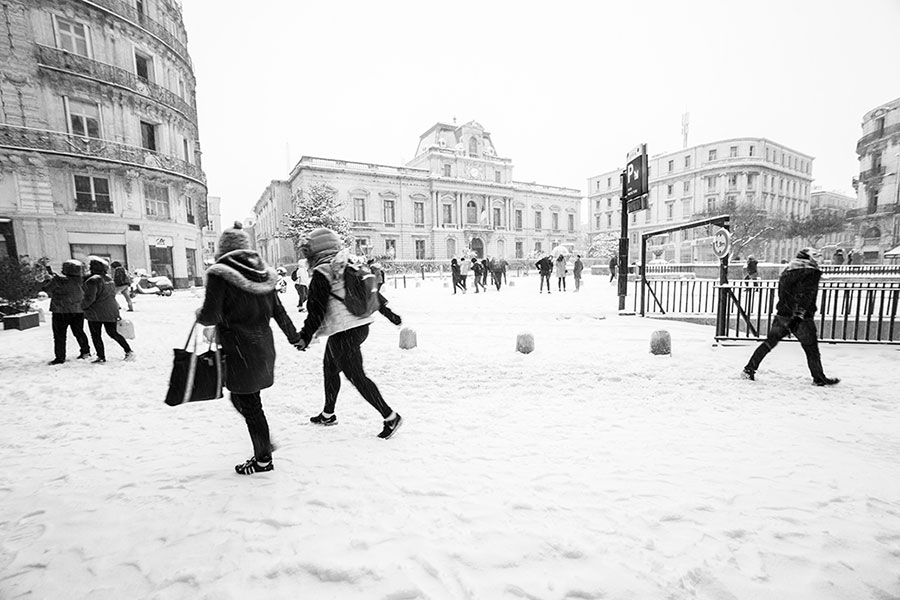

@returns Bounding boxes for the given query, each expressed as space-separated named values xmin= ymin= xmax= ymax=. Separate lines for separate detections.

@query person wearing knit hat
xmin=198 ymin=222 xmax=302 ymax=475
xmin=43 ymin=259 xmax=92 ymax=364
xmin=742 ymin=247 xmax=839 ymax=386
xmin=82 ymin=256 xmax=133 ymax=364
xmin=295 ymin=227 xmax=405 ymax=439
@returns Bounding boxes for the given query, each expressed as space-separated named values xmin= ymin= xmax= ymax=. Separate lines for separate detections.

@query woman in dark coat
xmin=197 ymin=222 xmax=301 ymax=475
xmin=82 ymin=257 xmax=132 ymax=363
xmin=44 ymin=259 xmax=92 ymax=364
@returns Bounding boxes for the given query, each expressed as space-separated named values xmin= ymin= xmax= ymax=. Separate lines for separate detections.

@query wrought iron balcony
xmin=79 ymin=0 xmax=191 ymax=67
xmin=36 ymin=45 xmax=196 ymax=123
xmin=859 ymin=165 xmax=886 ymax=182
xmin=0 ymin=124 xmax=205 ymax=185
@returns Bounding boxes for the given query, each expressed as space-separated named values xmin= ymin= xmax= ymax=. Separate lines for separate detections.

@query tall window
xmin=55 ymin=16 xmax=90 ymax=57
xmin=534 ymin=211 xmax=542 ymax=230
xmin=413 ymin=201 xmax=424 ymax=225
xmin=353 ymin=197 xmax=366 ymax=221
xmin=466 ymin=201 xmax=478 ymax=224
xmin=534 ymin=241 xmax=542 ymax=253
xmin=707 ymin=176 xmax=717 ymax=191
xmin=728 ymin=174 xmax=738 ymax=188
xmin=707 ymin=198 xmax=716 ymax=212
xmin=551 ymin=212 xmax=559 ymax=230
xmin=442 ymin=203 xmax=453 ymax=225
xmin=383 ymin=199 xmax=395 ymax=224
xmin=876 ymin=117 xmax=886 ymax=136
xmin=144 ymin=182 xmax=170 ymax=219
xmin=67 ymin=99 xmax=101 ymax=138
xmin=596 ymin=214 xmax=602 ymax=229
xmin=134 ymin=51 xmax=154 ymax=82
xmin=749 ymin=145 xmax=756 ymax=157
xmin=606 ymin=213 xmax=612 ymax=228
xmin=567 ymin=214 xmax=575 ymax=232
xmin=415 ymin=239 xmax=425 ymax=259
xmin=607 ymin=177 xmax=612 ymax=188
xmin=684 ymin=155 xmax=691 ymax=168
xmin=515 ymin=241 xmax=523 ymax=259
xmin=683 ymin=181 xmax=690 ymax=193
xmin=493 ymin=207 xmax=501 ymax=227
xmin=515 ymin=209 xmax=523 ymax=230
xmin=182 ymin=138 xmax=190 ymax=163
xmin=140 ymin=121 xmax=157 ymax=151
xmin=495 ymin=171 xmax=501 ymax=183
xmin=666 ymin=202 xmax=674 ymax=221
xmin=355 ymin=238 xmax=368 ymax=255
xmin=747 ymin=174 xmax=756 ymax=189
xmin=668 ymin=159 xmax=674 ymax=172
xmin=74 ymin=175 xmax=111 ymax=213
xmin=185 ymin=197 xmax=195 ymax=224
xmin=667 ymin=184 xmax=674 ymax=197
xmin=468 ymin=137 xmax=477 ymax=156
xmin=708 ymin=149 xmax=717 ymax=161
xmin=682 ymin=199 xmax=691 ymax=218
xmin=447 ymin=238 xmax=456 ymax=257
xmin=729 ymin=146 xmax=738 ymax=158
xmin=385 ymin=239 xmax=396 ymax=256
xmin=443 ymin=164 xmax=451 ymax=177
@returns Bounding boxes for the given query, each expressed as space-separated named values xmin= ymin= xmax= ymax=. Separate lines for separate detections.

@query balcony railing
xmin=74 ymin=197 xmax=113 ymax=213
xmin=859 ymin=165 xmax=886 ymax=181
xmin=36 ymin=45 xmax=196 ymax=122
xmin=0 ymin=124 xmax=205 ymax=184
xmin=79 ymin=0 xmax=191 ymax=67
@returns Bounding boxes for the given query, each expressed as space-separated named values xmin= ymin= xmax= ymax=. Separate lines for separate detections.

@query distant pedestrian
xmin=298 ymin=228 xmax=404 ymax=440
xmin=459 ymin=256 xmax=469 ymax=291
xmin=110 ymin=261 xmax=134 ymax=311
xmin=450 ymin=258 xmax=465 ymax=294
xmin=291 ymin=259 xmax=310 ymax=311
xmin=555 ymin=254 xmax=567 ymax=291
xmin=608 ymin=255 xmax=618 ymax=284
xmin=742 ymin=248 xmax=839 ymax=386
xmin=367 ymin=257 xmax=385 ymax=291
xmin=536 ymin=255 xmax=553 ymax=293
xmin=491 ymin=257 xmax=503 ymax=290
xmin=471 ymin=257 xmax=486 ymax=293
xmin=481 ymin=257 xmax=490 ymax=288
xmin=833 ymin=249 xmax=844 ymax=265
xmin=500 ymin=258 xmax=509 ymax=284
xmin=197 ymin=222 xmax=301 ymax=474
xmin=82 ymin=257 xmax=133 ymax=364
xmin=573 ymin=255 xmax=584 ymax=292
xmin=43 ymin=259 xmax=92 ymax=364
xmin=744 ymin=255 xmax=759 ymax=281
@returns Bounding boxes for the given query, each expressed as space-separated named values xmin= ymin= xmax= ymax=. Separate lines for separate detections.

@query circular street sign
xmin=712 ymin=228 xmax=732 ymax=258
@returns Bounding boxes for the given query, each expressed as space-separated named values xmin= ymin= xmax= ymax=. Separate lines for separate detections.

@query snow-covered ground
xmin=1 ymin=273 xmax=899 ymax=599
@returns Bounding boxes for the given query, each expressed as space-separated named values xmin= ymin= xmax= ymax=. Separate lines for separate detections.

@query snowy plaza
xmin=1 ymin=272 xmax=899 ymax=599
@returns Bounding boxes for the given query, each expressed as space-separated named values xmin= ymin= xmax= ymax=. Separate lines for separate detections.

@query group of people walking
xmin=43 ymin=257 xmax=135 ymax=365
xmin=450 ymin=256 xmax=508 ymax=293
xmin=535 ymin=254 xmax=584 ymax=293
xmin=196 ymin=223 xmax=404 ymax=476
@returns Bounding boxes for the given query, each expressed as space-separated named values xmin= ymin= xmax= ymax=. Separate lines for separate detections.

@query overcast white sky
xmin=181 ymin=0 xmax=900 ymax=226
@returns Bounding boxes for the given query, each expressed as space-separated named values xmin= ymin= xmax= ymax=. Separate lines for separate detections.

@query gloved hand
xmin=294 ymin=339 xmax=308 ymax=351
xmin=386 ymin=311 xmax=402 ymax=327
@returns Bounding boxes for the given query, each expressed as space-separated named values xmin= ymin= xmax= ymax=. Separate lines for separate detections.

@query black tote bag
xmin=165 ymin=322 xmax=226 ymax=406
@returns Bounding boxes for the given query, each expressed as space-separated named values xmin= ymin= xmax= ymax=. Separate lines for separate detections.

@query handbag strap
xmin=183 ymin=321 xmax=218 ymax=354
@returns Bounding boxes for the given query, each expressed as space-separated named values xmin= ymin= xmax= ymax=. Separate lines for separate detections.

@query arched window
xmin=468 ymin=137 xmax=478 ymax=157
xmin=864 ymin=226 xmax=881 ymax=240
xmin=467 ymin=200 xmax=478 ymax=224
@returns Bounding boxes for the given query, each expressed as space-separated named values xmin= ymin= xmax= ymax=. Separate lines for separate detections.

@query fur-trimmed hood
xmin=206 ymin=249 xmax=276 ymax=294
xmin=785 ymin=257 xmax=820 ymax=272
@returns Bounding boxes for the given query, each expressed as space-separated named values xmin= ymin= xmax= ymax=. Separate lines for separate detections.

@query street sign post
xmin=712 ymin=227 xmax=732 ymax=259
xmin=619 ymin=143 xmax=648 ymax=310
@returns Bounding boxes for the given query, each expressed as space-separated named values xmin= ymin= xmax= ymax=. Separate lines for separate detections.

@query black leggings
xmin=231 ymin=391 xmax=272 ymax=461
xmin=88 ymin=321 xmax=131 ymax=360
xmin=323 ymin=325 xmax=392 ymax=418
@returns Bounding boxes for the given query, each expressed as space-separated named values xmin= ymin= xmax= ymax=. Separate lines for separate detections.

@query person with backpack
xmin=110 ymin=261 xmax=134 ymax=311
xmin=43 ymin=259 xmax=92 ymax=364
xmin=295 ymin=228 xmax=404 ymax=439
xmin=471 ymin=257 xmax=485 ymax=293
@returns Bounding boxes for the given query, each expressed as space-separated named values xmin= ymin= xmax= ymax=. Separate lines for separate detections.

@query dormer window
xmin=443 ymin=164 xmax=451 ymax=177
xmin=468 ymin=137 xmax=477 ymax=157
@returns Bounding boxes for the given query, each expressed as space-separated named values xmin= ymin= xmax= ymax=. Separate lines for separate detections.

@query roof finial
xmin=452 ymin=116 xmax=456 ymax=125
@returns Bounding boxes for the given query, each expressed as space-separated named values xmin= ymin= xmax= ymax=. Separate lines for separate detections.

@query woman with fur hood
xmin=43 ymin=259 xmax=92 ymax=364
xmin=82 ymin=256 xmax=133 ymax=364
xmin=295 ymin=227 xmax=404 ymax=439
xmin=742 ymin=248 xmax=839 ymax=386
xmin=197 ymin=222 xmax=301 ymax=475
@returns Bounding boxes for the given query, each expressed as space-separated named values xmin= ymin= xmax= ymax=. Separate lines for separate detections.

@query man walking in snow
xmin=742 ymin=248 xmax=839 ymax=386
xmin=536 ymin=255 xmax=553 ymax=293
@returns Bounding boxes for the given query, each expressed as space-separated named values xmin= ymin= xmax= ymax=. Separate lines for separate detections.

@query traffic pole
xmin=618 ymin=169 xmax=628 ymax=311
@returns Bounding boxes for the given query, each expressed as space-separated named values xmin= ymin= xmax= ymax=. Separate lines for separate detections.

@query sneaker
xmin=741 ymin=367 xmax=755 ymax=381
xmin=378 ymin=413 xmax=403 ymax=439
xmin=310 ymin=413 xmax=337 ymax=426
xmin=77 ymin=352 xmax=91 ymax=360
xmin=234 ymin=456 xmax=273 ymax=475
xmin=124 ymin=351 xmax=136 ymax=361
xmin=48 ymin=358 xmax=65 ymax=365
xmin=91 ymin=358 xmax=106 ymax=364
xmin=813 ymin=377 xmax=840 ymax=386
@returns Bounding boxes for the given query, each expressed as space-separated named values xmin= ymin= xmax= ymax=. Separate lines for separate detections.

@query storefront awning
xmin=885 ymin=245 xmax=900 ymax=257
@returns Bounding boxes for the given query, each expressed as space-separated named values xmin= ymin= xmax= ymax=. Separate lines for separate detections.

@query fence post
xmin=421 ymin=265 xmax=425 ymax=280
xmin=403 ymin=275 xmax=407 ymax=288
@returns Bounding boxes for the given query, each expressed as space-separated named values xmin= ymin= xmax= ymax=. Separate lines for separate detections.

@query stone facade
xmin=0 ymin=0 xmax=206 ymax=287
xmin=849 ymin=97 xmax=900 ymax=263
xmin=588 ymin=138 xmax=814 ymax=263
xmin=280 ymin=121 xmax=581 ymax=260
xmin=253 ymin=180 xmax=295 ymax=267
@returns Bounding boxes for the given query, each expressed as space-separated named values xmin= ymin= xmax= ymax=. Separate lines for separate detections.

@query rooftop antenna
xmin=681 ymin=111 xmax=690 ymax=149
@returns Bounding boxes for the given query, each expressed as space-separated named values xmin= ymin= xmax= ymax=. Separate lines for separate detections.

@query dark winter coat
xmin=82 ymin=274 xmax=120 ymax=322
xmin=745 ymin=257 xmax=758 ymax=276
xmin=573 ymin=258 xmax=584 ymax=278
xmin=775 ymin=258 xmax=821 ymax=321
xmin=197 ymin=249 xmax=300 ymax=394
xmin=535 ymin=256 xmax=553 ymax=275
xmin=450 ymin=260 xmax=461 ymax=279
xmin=472 ymin=261 xmax=484 ymax=277
xmin=44 ymin=273 xmax=84 ymax=313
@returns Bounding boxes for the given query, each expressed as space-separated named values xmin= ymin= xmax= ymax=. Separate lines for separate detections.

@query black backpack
xmin=113 ymin=266 xmax=131 ymax=286
xmin=331 ymin=263 xmax=380 ymax=317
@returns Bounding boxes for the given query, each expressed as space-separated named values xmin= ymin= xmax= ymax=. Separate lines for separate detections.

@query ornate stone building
xmin=849 ymin=97 xmax=900 ymax=263
xmin=280 ymin=121 xmax=581 ymax=260
xmin=253 ymin=180 xmax=294 ymax=267
xmin=0 ymin=0 xmax=206 ymax=286
xmin=588 ymin=138 xmax=814 ymax=263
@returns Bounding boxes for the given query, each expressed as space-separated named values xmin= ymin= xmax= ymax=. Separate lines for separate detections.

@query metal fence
xmin=635 ymin=278 xmax=900 ymax=344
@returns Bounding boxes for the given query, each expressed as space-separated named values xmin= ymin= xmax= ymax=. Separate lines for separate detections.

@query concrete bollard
xmin=516 ymin=332 xmax=534 ymax=354
xmin=37 ymin=307 xmax=46 ymax=323
xmin=399 ymin=327 xmax=417 ymax=349
xmin=650 ymin=330 xmax=671 ymax=355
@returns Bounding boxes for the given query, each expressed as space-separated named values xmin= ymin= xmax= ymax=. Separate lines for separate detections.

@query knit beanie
xmin=216 ymin=221 xmax=251 ymax=259
xmin=302 ymin=227 xmax=342 ymax=259
xmin=88 ymin=256 xmax=109 ymax=275
xmin=62 ymin=259 xmax=84 ymax=277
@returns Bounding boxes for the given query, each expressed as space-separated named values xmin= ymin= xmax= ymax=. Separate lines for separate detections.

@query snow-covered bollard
xmin=516 ymin=332 xmax=534 ymax=354
xmin=399 ymin=327 xmax=417 ymax=350
xmin=650 ymin=330 xmax=671 ymax=355
xmin=38 ymin=308 xmax=46 ymax=323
